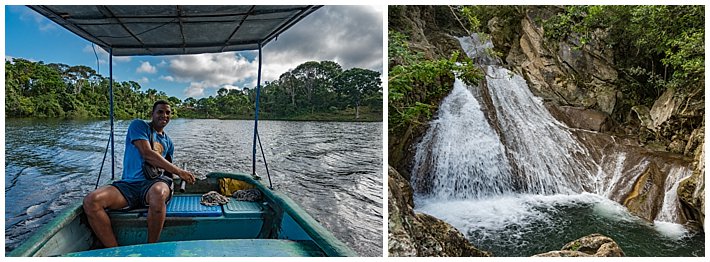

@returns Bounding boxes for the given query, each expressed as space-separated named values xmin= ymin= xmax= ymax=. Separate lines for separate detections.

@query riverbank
xmin=5 ymin=110 xmax=383 ymax=122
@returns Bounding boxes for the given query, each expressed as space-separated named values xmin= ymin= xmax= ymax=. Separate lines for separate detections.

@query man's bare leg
xmin=145 ymin=182 xmax=170 ymax=243
xmin=83 ymin=186 xmax=128 ymax=248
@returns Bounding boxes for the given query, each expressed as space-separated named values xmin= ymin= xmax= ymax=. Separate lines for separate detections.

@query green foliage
xmin=334 ymin=68 xmax=382 ymax=119
xmin=5 ymin=58 xmax=382 ymax=121
xmin=388 ymin=31 xmax=482 ymax=132
xmin=542 ymin=5 xmax=704 ymax=104
xmin=459 ymin=6 xmax=523 ymax=33
xmin=459 ymin=6 xmax=481 ymax=33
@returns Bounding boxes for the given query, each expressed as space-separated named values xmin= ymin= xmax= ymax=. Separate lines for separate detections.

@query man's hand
xmin=178 ymin=170 xmax=196 ymax=184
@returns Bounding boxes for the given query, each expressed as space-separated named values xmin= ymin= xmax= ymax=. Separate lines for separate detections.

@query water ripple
xmin=5 ymin=119 xmax=382 ymax=256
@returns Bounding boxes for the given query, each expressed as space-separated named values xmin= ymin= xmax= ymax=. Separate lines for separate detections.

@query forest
xmin=5 ymin=59 xmax=383 ymax=121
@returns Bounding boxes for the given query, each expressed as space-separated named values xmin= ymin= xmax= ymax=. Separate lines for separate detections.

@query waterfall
xmin=656 ymin=166 xmax=693 ymax=223
xmin=409 ymin=32 xmax=701 ymax=256
xmin=484 ymin=65 xmax=595 ymax=194
xmin=412 ymin=34 xmax=595 ymax=200
xmin=411 ymin=79 xmax=514 ymax=200
xmin=412 ymin=33 xmax=693 ymax=225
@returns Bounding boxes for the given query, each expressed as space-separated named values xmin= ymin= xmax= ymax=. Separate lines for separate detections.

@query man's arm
xmin=133 ymin=139 xmax=196 ymax=184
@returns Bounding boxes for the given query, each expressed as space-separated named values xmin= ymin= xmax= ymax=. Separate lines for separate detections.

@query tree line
xmin=5 ymin=59 xmax=382 ymax=121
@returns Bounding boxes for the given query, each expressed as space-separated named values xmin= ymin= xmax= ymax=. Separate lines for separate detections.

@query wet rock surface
xmin=678 ymin=144 xmax=705 ymax=229
xmin=533 ymin=233 xmax=625 ymax=257
xmin=388 ymin=166 xmax=491 ymax=257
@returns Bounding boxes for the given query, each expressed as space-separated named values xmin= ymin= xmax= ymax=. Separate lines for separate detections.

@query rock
xmin=623 ymin=162 xmax=666 ymax=221
xmin=650 ymin=87 xmax=677 ymax=130
xmin=545 ymin=103 xmax=613 ymax=132
xmin=678 ymin=143 xmax=705 ymax=229
xmin=388 ymin=166 xmax=417 ymax=256
xmin=594 ymin=85 xmax=618 ymax=115
xmin=533 ymin=233 xmax=624 ymax=257
xmin=509 ymin=12 xmax=619 ymax=112
xmin=533 ymin=250 xmax=593 ymax=257
xmin=631 ymin=105 xmax=655 ymax=131
xmin=684 ymin=125 xmax=704 ymax=156
xmin=668 ymin=137 xmax=686 ymax=154
xmin=388 ymin=166 xmax=491 ymax=257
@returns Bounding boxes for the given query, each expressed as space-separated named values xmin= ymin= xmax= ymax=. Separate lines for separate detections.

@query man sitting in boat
xmin=82 ymin=100 xmax=196 ymax=248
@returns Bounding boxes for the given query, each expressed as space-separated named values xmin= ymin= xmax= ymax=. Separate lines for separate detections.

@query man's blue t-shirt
xmin=122 ymin=119 xmax=174 ymax=182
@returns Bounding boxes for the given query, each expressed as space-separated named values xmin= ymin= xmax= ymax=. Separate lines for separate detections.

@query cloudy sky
xmin=4 ymin=5 xmax=383 ymax=99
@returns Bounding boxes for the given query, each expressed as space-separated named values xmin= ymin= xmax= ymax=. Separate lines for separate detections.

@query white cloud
xmin=114 ymin=56 xmax=132 ymax=62
xmin=160 ymin=75 xmax=175 ymax=82
xmin=221 ymin=84 xmax=242 ymax=90
xmin=263 ymin=6 xmax=383 ymax=73
xmin=6 ymin=55 xmax=14 ymax=62
xmin=184 ymin=82 xmax=207 ymax=98
xmin=138 ymin=77 xmax=150 ymax=84
xmin=82 ymin=45 xmax=131 ymax=66
xmin=168 ymin=6 xmax=382 ymax=99
xmin=11 ymin=6 xmax=58 ymax=32
xmin=169 ymin=53 xmax=259 ymax=96
xmin=137 ymin=61 xmax=157 ymax=74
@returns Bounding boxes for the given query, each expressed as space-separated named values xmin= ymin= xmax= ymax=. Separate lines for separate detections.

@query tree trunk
xmin=355 ymin=101 xmax=360 ymax=119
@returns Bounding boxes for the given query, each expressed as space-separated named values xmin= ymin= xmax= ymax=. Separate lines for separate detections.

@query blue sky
xmin=4 ymin=5 xmax=383 ymax=100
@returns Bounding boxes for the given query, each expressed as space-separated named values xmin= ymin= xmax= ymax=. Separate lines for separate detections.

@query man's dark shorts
xmin=111 ymin=175 xmax=173 ymax=210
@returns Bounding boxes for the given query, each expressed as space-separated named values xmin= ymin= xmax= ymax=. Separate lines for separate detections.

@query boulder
xmin=650 ymin=87 xmax=677 ymax=130
xmin=533 ymin=233 xmax=624 ymax=257
xmin=631 ymin=105 xmax=655 ymax=131
xmin=545 ymin=103 xmax=613 ymax=132
xmin=594 ymin=85 xmax=618 ymax=115
xmin=388 ymin=166 xmax=491 ymax=257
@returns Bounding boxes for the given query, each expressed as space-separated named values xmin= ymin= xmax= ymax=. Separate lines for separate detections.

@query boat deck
xmin=64 ymin=239 xmax=325 ymax=257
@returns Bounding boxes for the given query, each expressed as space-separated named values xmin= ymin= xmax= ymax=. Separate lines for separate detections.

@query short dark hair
xmin=152 ymin=100 xmax=170 ymax=112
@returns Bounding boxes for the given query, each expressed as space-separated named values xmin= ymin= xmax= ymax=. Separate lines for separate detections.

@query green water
xmin=416 ymin=193 xmax=704 ymax=257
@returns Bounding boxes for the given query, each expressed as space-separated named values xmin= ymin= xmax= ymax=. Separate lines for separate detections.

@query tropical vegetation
xmin=5 ymin=59 xmax=382 ymax=121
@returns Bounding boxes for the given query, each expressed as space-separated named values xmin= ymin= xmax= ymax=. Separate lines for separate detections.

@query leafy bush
xmin=388 ymin=31 xmax=482 ymax=133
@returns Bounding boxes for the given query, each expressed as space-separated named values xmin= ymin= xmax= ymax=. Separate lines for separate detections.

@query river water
xmin=4 ymin=118 xmax=383 ymax=256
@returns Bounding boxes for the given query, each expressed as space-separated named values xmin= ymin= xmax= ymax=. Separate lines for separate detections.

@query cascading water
xmin=412 ymin=34 xmax=596 ymax=199
xmin=484 ymin=65 xmax=595 ymax=194
xmin=411 ymin=79 xmax=514 ymax=200
xmin=657 ymin=166 xmax=693 ymax=223
xmin=411 ymin=33 xmax=703 ymax=256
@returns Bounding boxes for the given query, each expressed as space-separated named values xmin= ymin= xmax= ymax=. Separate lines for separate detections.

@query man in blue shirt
xmin=83 ymin=100 xmax=195 ymax=248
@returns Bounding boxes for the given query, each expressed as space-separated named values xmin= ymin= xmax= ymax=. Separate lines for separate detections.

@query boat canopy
xmin=29 ymin=5 xmax=321 ymax=56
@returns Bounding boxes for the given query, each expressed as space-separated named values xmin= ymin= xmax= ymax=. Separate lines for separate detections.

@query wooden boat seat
xmin=64 ymin=239 xmax=326 ymax=257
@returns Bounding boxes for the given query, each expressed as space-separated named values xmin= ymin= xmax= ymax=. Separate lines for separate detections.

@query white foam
xmin=653 ymin=221 xmax=689 ymax=239
xmin=415 ymin=193 xmax=605 ymax=234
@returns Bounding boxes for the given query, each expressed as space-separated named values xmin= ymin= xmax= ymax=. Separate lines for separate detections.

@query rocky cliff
xmin=486 ymin=6 xmax=704 ymax=228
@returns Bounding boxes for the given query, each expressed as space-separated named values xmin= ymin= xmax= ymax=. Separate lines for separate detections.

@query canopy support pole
xmin=252 ymin=43 xmax=263 ymax=179
xmin=109 ymin=48 xmax=115 ymax=180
